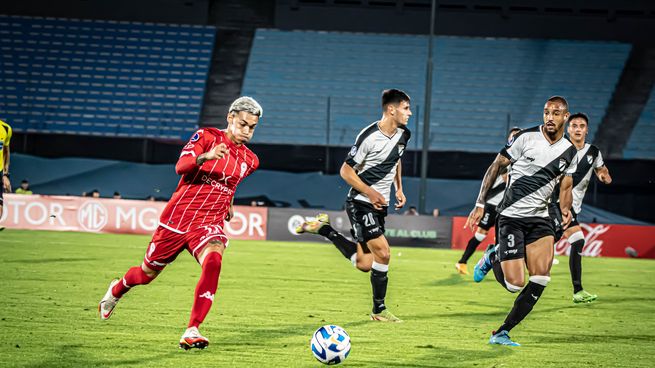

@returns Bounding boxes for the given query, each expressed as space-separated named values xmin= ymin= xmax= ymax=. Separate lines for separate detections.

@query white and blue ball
xmin=310 ymin=325 xmax=351 ymax=365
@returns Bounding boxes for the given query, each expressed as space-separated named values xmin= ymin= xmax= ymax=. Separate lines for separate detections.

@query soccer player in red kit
xmin=99 ymin=96 xmax=262 ymax=350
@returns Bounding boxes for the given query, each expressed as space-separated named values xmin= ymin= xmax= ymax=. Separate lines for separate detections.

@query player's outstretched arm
xmin=595 ymin=166 xmax=612 ymax=184
xmin=465 ymin=154 xmax=510 ymax=229
xmin=559 ymin=175 xmax=574 ymax=228
xmin=393 ymin=160 xmax=406 ymax=209
xmin=340 ymin=163 xmax=386 ymax=210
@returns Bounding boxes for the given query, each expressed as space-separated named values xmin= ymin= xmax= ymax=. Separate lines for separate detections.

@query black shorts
xmin=497 ymin=215 xmax=555 ymax=262
xmin=548 ymin=204 xmax=579 ymax=242
xmin=478 ymin=204 xmax=498 ymax=231
xmin=345 ymin=200 xmax=387 ymax=246
xmin=0 ymin=183 xmax=3 ymax=206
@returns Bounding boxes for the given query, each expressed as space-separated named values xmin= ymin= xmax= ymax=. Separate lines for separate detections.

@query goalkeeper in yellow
xmin=1 ymin=119 xmax=12 ymax=224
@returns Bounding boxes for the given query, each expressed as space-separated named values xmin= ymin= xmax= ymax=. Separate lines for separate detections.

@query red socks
xmin=188 ymin=252 xmax=223 ymax=328
xmin=112 ymin=266 xmax=154 ymax=298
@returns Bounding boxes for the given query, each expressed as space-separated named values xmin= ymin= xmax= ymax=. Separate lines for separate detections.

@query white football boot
xmin=179 ymin=326 xmax=209 ymax=350
xmin=98 ymin=278 xmax=121 ymax=320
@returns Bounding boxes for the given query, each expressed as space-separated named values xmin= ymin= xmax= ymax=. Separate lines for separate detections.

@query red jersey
xmin=159 ymin=128 xmax=259 ymax=233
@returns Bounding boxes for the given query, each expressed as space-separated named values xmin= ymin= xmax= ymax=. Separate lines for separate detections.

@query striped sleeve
xmin=594 ymin=149 xmax=605 ymax=169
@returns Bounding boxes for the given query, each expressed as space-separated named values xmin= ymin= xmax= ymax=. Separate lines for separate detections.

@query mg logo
xmin=78 ymin=201 xmax=108 ymax=232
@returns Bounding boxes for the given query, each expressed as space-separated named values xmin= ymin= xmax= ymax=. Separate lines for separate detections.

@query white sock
xmin=371 ymin=261 xmax=389 ymax=273
xmin=350 ymin=253 xmax=357 ymax=267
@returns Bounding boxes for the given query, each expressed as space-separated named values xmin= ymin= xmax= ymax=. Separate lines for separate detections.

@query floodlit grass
xmin=1 ymin=229 xmax=654 ymax=367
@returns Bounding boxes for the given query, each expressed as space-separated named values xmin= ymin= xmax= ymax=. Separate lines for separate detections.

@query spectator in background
xmin=404 ymin=206 xmax=419 ymax=216
xmin=15 ymin=179 xmax=33 ymax=195
xmin=432 ymin=209 xmax=440 ymax=217
xmin=146 ymin=195 xmax=156 ymax=201
xmin=91 ymin=189 xmax=100 ymax=198
xmin=113 ymin=192 xmax=122 ymax=199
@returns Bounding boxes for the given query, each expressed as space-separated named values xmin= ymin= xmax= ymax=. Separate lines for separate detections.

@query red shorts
xmin=143 ymin=225 xmax=229 ymax=271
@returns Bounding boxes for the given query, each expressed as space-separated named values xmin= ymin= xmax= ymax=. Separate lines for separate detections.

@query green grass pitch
xmin=1 ymin=229 xmax=654 ymax=367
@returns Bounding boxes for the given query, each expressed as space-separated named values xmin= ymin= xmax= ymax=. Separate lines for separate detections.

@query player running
xmin=549 ymin=113 xmax=612 ymax=304
xmin=99 ymin=97 xmax=262 ymax=350
xmin=296 ymin=89 xmax=411 ymax=323
xmin=0 ymin=119 xmax=12 ymax=228
xmin=456 ymin=128 xmax=521 ymax=275
xmin=466 ymin=96 xmax=578 ymax=346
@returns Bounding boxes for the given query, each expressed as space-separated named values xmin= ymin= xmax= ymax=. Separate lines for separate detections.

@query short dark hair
xmin=382 ymin=89 xmax=410 ymax=109
xmin=546 ymin=95 xmax=569 ymax=111
xmin=567 ymin=112 xmax=589 ymax=125
xmin=509 ymin=127 xmax=521 ymax=135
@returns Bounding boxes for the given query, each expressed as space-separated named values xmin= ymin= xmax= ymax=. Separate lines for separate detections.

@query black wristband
xmin=2 ymin=172 xmax=9 ymax=178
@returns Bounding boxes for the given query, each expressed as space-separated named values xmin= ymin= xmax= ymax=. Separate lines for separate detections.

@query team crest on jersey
xmin=349 ymin=146 xmax=358 ymax=157
xmin=506 ymin=135 xmax=516 ymax=146
xmin=559 ymin=158 xmax=567 ymax=172
xmin=190 ymin=129 xmax=204 ymax=142
xmin=398 ymin=144 xmax=405 ymax=156
xmin=240 ymin=162 xmax=248 ymax=178
xmin=586 ymin=154 xmax=593 ymax=164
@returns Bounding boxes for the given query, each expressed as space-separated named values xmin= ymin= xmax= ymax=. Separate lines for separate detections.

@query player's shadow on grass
xmin=409 ymin=303 xmax=578 ymax=322
xmin=345 ymin=345 xmax=515 ymax=367
xmin=595 ymin=295 xmax=655 ymax=303
xmin=26 ymin=344 xmax=179 ymax=368
xmin=429 ymin=274 xmax=469 ymax=287
xmin=219 ymin=323 xmax=321 ymax=347
xmin=533 ymin=330 xmax=655 ymax=344
xmin=6 ymin=257 xmax=99 ymax=264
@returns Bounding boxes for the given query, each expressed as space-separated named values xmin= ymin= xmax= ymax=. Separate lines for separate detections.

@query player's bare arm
xmin=2 ymin=145 xmax=10 ymax=192
xmin=393 ymin=160 xmax=406 ymax=209
xmin=465 ymin=154 xmax=511 ymax=229
xmin=340 ymin=163 xmax=386 ymax=210
xmin=559 ymin=175 xmax=574 ymax=228
xmin=196 ymin=143 xmax=228 ymax=166
xmin=595 ymin=165 xmax=612 ymax=184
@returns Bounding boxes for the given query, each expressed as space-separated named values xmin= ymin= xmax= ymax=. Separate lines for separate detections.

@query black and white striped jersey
xmin=497 ymin=125 xmax=578 ymax=218
xmin=551 ymin=143 xmax=604 ymax=214
xmin=344 ymin=121 xmax=411 ymax=205
xmin=485 ymin=173 xmax=507 ymax=207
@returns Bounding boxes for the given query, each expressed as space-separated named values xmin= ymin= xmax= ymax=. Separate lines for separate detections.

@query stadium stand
xmin=0 ymin=15 xmax=215 ymax=140
xmin=623 ymin=89 xmax=655 ymax=159
xmin=242 ymin=29 xmax=631 ymax=151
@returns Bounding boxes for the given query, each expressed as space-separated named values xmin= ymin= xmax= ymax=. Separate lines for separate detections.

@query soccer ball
xmin=310 ymin=325 xmax=351 ymax=365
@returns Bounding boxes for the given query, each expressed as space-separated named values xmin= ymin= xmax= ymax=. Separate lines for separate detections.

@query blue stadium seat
xmin=0 ymin=15 xmax=216 ymax=140
xmin=242 ymin=29 xmax=630 ymax=151
xmin=624 ymin=89 xmax=655 ymax=159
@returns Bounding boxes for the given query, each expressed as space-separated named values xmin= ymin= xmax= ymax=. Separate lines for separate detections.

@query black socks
xmin=459 ymin=236 xmax=482 ymax=264
xmin=370 ymin=269 xmax=388 ymax=314
xmin=569 ymin=239 xmax=585 ymax=293
xmin=497 ymin=281 xmax=546 ymax=333
xmin=319 ymin=225 xmax=357 ymax=260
